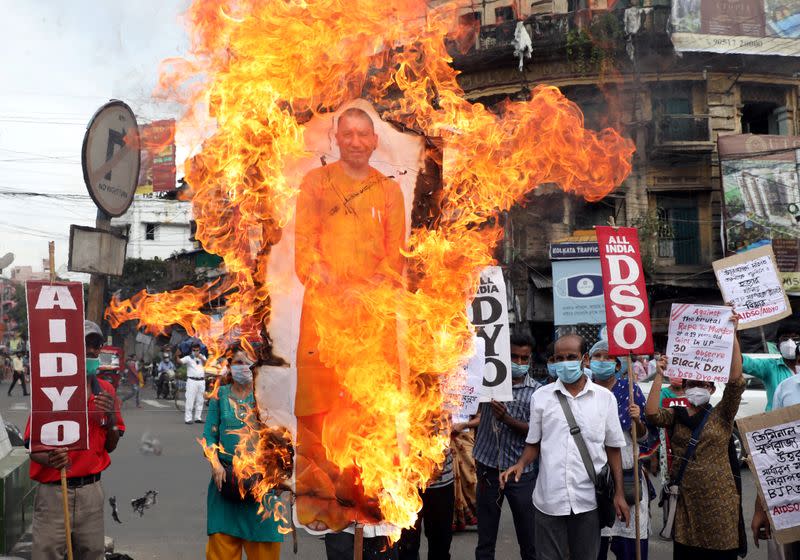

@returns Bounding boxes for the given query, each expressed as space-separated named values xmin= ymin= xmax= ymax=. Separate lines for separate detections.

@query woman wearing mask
xmin=645 ymin=316 xmax=745 ymax=560
xmin=588 ymin=340 xmax=651 ymax=560
xmin=203 ymin=346 xmax=283 ymax=560
xmin=742 ymin=319 xmax=800 ymax=411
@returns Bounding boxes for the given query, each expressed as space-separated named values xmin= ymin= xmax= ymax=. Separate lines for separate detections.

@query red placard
xmin=596 ymin=226 xmax=654 ymax=356
xmin=25 ymin=281 xmax=89 ymax=452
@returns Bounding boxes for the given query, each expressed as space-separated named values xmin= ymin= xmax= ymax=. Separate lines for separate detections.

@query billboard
xmin=136 ymin=119 xmax=177 ymax=193
xmin=552 ymin=259 xmax=606 ymax=326
xmin=719 ymin=134 xmax=800 ymax=295
xmin=671 ymin=0 xmax=800 ymax=56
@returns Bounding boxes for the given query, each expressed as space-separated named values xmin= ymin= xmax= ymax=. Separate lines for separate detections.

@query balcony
xmin=651 ymin=115 xmax=715 ymax=153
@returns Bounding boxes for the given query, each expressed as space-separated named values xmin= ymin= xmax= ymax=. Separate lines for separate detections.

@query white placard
xmin=666 ymin=304 xmax=735 ymax=383
xmin=467 ymin=266 xmax=513 ymax=402
xmin=445 ymin=337 xmax=485 ymax=424
xmin=746 ymin=420 xmax=800 ymax=531
xmin=713 ymin=246 xmax=791 ymax=329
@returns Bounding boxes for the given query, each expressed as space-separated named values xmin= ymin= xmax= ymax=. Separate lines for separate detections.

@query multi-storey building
xmin=434 ymin=0 xmax=800 ymax=347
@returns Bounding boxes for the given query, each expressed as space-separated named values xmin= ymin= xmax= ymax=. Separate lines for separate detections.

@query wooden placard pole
xmin=49 ymin=242 xmax=74 ymax=560
xmin=627 ymin=353 xmax=641 ymax=560
xmin=353 ymin=523 xmax=364 ymax=560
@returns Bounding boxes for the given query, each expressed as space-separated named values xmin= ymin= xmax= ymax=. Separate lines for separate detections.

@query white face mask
xmin=780 ymin=339 xmax=798 ymax=360
xmin=685 ymin=387 xmax=711 ymax=407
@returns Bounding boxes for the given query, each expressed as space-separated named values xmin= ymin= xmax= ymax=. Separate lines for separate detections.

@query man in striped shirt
xmin=473 ymin=334 xmax=539 ymax=560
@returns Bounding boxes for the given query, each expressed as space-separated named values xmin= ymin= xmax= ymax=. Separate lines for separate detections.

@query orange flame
xmin=106 ymin=0 xmax=634 ymax=537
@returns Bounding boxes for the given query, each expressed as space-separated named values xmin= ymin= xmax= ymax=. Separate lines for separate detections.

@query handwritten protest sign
xmin=445 ymin=338 xmax=484 ymax=424
xmin=666 ymin=304 xmax=735 ymax=383
xmin=468 ymin=266 xmax=512 ymax=402
xmin=740 ymin=404 xmax=800 ymax=544
xmin=713 ymin=245 xmax=791 ymax=329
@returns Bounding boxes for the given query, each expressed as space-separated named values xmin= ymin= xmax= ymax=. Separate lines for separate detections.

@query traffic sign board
xmin=81 ymin=100 xmax=141 ymax=217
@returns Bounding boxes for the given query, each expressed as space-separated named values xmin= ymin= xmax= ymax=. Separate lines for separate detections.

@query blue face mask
xmin=547 ymin=363 xmax=557 ymax=377
xmin=555 ymin=360 xmax=583 ymax=384
xmin=511 ymin=363 xmax=529 ymax=379
xmin=591 ymin=360 xmax=617 ymax=380
xmin=617 ymin=358 xmax=627 ymax=378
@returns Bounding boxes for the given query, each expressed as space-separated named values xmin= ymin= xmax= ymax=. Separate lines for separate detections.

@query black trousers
xmin=397 ymin=482 xmax=455 ymax=560
xmin=475 ymin=462 xmax=536 ymax=560
xmin=673 ymin=542 xmax=737 ymax=560
xmin=8 ymin=372 xmax=27 ymax=396
xmin=324 ymin=532 xmax=398 ymax=560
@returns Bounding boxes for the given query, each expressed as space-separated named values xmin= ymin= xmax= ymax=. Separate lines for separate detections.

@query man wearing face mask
xmin=472 ymin=334 xmax=539 ymax=560
xmin=25 ymin=320 xmax=125 ymax=559
xmin=501 ymin=333 xmax=629 ymax=560
xmin=742 ymin=318 xmax=800 ymax=411
xmin=180 ymin=342 xmax=208 ymax=425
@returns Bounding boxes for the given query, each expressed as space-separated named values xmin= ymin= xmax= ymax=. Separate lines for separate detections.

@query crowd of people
xmin=19 ymin=311 xmax=800 ymax=559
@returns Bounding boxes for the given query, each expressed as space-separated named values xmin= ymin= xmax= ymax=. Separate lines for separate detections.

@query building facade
xmin=436 ymin=0 xmax=800 ymax=348
xmin=111 ymin=196 xmax=194 ymax=261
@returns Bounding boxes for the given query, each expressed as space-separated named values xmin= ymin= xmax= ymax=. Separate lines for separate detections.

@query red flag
xmin=596 ymin=226 xmax=654 ymax=356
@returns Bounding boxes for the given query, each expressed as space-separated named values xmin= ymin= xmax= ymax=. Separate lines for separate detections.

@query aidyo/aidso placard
xmin=595 ymin=226 xmax=653 ymax=356
xmin=25 ymin=281 xmax=89 ymax=452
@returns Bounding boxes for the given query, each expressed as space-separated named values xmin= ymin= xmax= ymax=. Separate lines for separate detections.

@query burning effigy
xmin=106 ymin=0 xmax=634 ymax=539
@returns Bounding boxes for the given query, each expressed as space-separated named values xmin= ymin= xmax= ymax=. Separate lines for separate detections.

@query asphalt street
xmin=2 ymin=385 xmax=769 ymax=559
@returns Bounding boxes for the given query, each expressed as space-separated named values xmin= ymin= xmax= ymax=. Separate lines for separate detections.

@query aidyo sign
xmin=596 ymin=226 xmax=654 ymax=356
xmin=25 ymin=281 xmax=89 ymax=452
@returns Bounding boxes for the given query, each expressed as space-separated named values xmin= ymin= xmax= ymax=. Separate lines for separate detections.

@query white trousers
xmin=185 ymin=378 xmax=205 ymax=422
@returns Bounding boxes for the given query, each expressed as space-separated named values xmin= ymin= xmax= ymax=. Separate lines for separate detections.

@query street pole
xmin=627 ymin=353 xmax=641 ymax=560
xmin=86 ymin=209 xmax=112 ymax=325
xmin=49 ymin=241 xmax=74 ymax=560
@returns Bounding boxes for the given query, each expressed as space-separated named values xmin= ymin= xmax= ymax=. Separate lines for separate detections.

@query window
xmin=494 ymin=6 xmax=514 ymax=23
xmin=144 ymin=223 xmax=157 ymax=241
xmin=458 ymin=11 xmax=481 ymax=27
xmin=741 ymin=86 xmax=789 ymax=135
xmin=656 ymin=196 xmax=700 ymax=265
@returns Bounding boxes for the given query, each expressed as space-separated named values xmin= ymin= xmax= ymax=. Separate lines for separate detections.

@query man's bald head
xmin=554 ymin=334 xmax=586 ymax=362
xmin=337 ymin=107 xmax=375 ymax=132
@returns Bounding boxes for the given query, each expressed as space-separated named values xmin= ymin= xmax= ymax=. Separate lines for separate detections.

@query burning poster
xmin=105 ymin=0 xmax=635 ymax=540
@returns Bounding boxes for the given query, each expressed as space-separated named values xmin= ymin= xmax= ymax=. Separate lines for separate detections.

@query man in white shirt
xmin=500 ymin=334 xmax=628 ymax=560
xmin=180 ymin=343 xmax=207 ymax=424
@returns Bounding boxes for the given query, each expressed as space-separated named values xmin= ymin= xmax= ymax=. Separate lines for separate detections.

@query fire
xmin=106 ymin=0 xmax=634 ymax=538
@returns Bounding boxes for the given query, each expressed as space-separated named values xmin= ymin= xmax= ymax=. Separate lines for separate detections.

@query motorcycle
xmin=157 ymin=368 xmax=177 ymax=400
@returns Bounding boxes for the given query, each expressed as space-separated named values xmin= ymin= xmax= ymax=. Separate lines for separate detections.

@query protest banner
xmin=666 ymin=304 xmax=735 ymax=383
xmin=25 ymin=281 xmax=89 ymax=452
xmin=713 ymin=245 xmax=791 ymax=329
xmin=595 ymin=226 xmax=653 ymax=356
xmin=468 ymin=265 xmax=513 ymax=402
xmin=739 ymin=404 xmax=800 ymax=544
xmin=552 ymin=259 xmax=605 ymax=326
xmin=445 ymin=337 xmax=484 ymax=424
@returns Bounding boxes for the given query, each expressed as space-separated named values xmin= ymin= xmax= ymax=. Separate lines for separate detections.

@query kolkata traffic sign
xmin=81 ymin=100 xmax=141 ymax=217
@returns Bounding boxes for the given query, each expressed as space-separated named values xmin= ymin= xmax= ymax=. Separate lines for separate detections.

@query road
xmin=2 ymin=386 xmax=768 ymax=559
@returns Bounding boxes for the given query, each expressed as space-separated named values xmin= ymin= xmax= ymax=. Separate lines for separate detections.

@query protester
xmin=659 ymin=374 xmax=686 ymax=402
xmin=633 ymin=356 xmax=648 ymax=381
xmin=8 ymin=351 xmax=28 ymax=396
xmin=157 ymin=351 xmax=176 ymax=397
xmin=203 ymin=346 xmax=283 ymax=559
xmin=26 ymin=320 xmax=124 ymax=559
xmin=589 ymin=340 xmax=651 ymax=560
xmin=181 ymin=342 xmax=208 ymax=424
xmin=397 ymin=438 xmax=454 ymax=560
xmin=121 ymin=353 xmax=142 ymax=408
xmin=501 ymin=334 xmax=629 ymax=560
xmin=645 ymin=315 xmax=746 ymax=560
xmin=450 ymin=417 xmax=478 ymax=532
xmin=743 ymin=318 xmax=800 ymax=411
xmin=473 ymin=334 xmax=539 ymax=560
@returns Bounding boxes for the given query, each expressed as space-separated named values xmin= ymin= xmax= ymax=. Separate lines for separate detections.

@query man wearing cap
xmin=743 ymin=318 xmax=800 ymax=411
xmin=25 ymin=320 xmax=125 ymax=559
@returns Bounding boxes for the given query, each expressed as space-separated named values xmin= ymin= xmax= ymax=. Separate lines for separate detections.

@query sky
xmin=0 ymin=0 xmax=191 ymax=277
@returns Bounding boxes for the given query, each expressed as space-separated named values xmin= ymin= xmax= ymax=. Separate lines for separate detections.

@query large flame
xmin=106 ymin=0 xmax=634 ymax=537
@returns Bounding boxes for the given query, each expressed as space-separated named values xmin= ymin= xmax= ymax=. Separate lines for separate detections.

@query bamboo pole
xmin=627 ymin=354 xmax=641 ymax=560
xmin=49 ymin=242 xmax=74 ymax=560
xmin=353 ymin=523 xmax=364 ymax=560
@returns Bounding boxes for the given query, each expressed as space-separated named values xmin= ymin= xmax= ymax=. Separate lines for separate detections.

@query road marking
xmin=141 ymin=399 xmax=170 ymax=409
xmin=9 ymin=403 xmax=28 ymax=411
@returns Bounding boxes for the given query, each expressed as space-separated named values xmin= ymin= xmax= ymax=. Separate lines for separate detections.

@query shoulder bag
xmin=556 ymin=391 xmax=617 ymax=528
xmin=658 ymin=407 xmax=711 ymax=540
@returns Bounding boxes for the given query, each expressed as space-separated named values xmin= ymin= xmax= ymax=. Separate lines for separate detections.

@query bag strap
xmin=673 ymin=407 xmax=711 ymax=487
xmin=556 ymin=391 xmax=598 ymax=486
